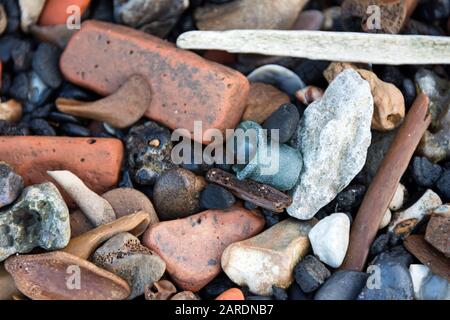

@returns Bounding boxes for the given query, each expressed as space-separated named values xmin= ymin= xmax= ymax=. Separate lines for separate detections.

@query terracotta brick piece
xmin=60 ymin=21 xmax=250 ymax=144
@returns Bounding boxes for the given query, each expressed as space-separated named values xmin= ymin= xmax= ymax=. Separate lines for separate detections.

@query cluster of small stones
xmin=0 ymin=0 xmax=449 ymax=301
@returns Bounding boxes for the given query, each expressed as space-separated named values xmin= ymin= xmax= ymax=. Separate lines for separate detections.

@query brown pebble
xmin=0 ymin=136 xmax=123 ymax=206
xmin=194 ymin=0 xmax=309 ymax=30
xmin=56 ymin=75 xmax=151 ymax=129
xmin=145 ymin=280 xmax=177 ymax=300
xmin=63 ymin=211 xmax=150 ymax=260
xmin=0 ymin=263 xmax=20 ymax=300
xmin=102 ymin=188 xmax=159 ymax=223
xmin=0 ymin=4 xmax=6 ymax=36
xmin=153 ymin=168 xmax=206 ymax=220
xmin=292 ymin=10 xmax=324 ymax=30
xmin=341 ymin=0 xmax=418 ymax=34
xmin=171 ymin=291 xmax=200 ymax=300
xmin=0 ymin=99 xmax=22 ymax=122
xmin=70 ymin=188 xmax=159 ymax=237
xmin=404 ymin=235 xmax=450 ymax=282
xmin=425 ymin=205 xmax=450 ymax=258
xmin=60 ymin=20 xmax=249 ymax=144
xmin=206 ymin=168 xmax=292 ymax=212
xmin=295 ymin=86 xmax=324 ymax=105
xmin=242 ymin=83 xmax=290 ymax=124
xmin=5 ymin=252 xmax=130 ymax=300
xmin=142 ymin=206 xmax=265 ymax=292
xmin=324 ymin=62 xmax=405 ymax=131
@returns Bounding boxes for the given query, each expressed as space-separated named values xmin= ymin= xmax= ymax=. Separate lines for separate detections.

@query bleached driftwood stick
xmin=177 ymin=30 xmax=450 ymax=65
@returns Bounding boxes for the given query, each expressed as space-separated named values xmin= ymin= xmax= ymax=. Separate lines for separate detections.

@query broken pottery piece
xmin=425 ymin=205 xmax=450 ymax=257
xmin=388 ymin=189 xmax=442 ymax=240
xmin=142 ymin=207 xmax=265 ymax=292
xmin=5 ymin=251 xmax=130 ymax=300
xmin=63 ymin=211 xmax=150 ymax=260
xmin=222 ymin=218 xmax=315 ymax=296
xmin=48 ymin=170 xmax=116 ymax=226
xmin=56 ymin=75 xmax=151 ymax=129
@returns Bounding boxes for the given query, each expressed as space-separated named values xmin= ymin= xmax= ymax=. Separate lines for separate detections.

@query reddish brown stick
xmin=341 ymin=93 xmax=431 ymax=271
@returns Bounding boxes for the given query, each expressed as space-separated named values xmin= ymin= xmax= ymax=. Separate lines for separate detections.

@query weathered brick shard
xmin=60 ymin=20 xmax=250 ymax=143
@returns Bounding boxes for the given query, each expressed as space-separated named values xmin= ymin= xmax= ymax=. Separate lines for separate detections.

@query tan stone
xmin=0 ymin=99 xmax=22 ymax=122
xmin=222 ymin=218 xmax=315 ymax=296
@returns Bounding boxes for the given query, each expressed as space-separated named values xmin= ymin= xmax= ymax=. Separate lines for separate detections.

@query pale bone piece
xmin=177 ymin=30 xmax=450 ymax=65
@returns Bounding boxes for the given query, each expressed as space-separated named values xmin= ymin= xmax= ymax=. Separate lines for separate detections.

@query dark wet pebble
xmin=58 ymin=83 xmax=98 ymax=101
xmin=30 ymin=118 xmax=56 ymax=136
xmin=246 ymin=296 xmax=273 ymax=300
xmin=11 ymin=40 xmax=33 ymax=72
xmin=60 ymin=123 xmax=91 ymax=137
xmin=244 ymin=201 xmax=258 ymax=211
xmin=416 ymin=0 xmax=450 ymax=22
xmin=262 ymin=103 xmax=299 ymax=143
xmin=314 ymin=270 xmax=368 ymax=300
xmin=293 ymin=60 xmax=329 ymax=86
xmin=200 ymin=274 xmax=234 ymax=299
xmin=402 ymin=78 xmax=416 ymax=108
xmin=3 ymin=0 xmax=20 ymax=33
xmin=103 ymin=123 xmax=125 ymax=139
xmin=0 ymin=120 xmax=29 ymax=136
xmin=288 ymin=283 xmax=310 ymax=300
xmin=31 ymin=104 xmax=53 ymax=119
xmin=92 ymin=0 xmax=114 ymax=22
xmin=411 ymin=156 xmax=442 ymax=188
xmin=48 ymin=111 xmax=84 ymax=124
xmin=379 ymin=66 xmax=404 ymax=89
xmin=369 ymin=233 xmax=391 ymax=259
xmin=272 ymin=286 xmax=288 ymax=300
xmin=0 ymin=35 xmax=21 ymax=62
xmin=200 ymin=184 xmax=236 ymax=210
xmin=118 ymin=170 xmax=134 ymax=189
xmin=32 ymin=42 xmax=63 ymax=89
xmin=22 ymin=102 xmax=37 ymax=114
xmin=28 ymin=71 xmax=52 ymax=106
xmin=125 ymin=121 xmax=176 ymax=185
xmin=358 ymin=246 xmax=414 ymax=300
xmin=9 ymin=72 xmax=29 ymax=101
xmin=436 ymin=170 xmax=450 ymax=202
xmin=294 ymin=255 xmax=330 ymax=293
xmin=261 ymin=209 xmax=284 ymax=228
xmin=1 ymin=72 xmax=11 ymax=95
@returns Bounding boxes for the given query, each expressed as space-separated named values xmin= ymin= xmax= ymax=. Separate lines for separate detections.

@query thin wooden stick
xmin=341 ymin=93 xmax=431 ymax=271
xmin=177 ymin=30 xmax=450 ymax=65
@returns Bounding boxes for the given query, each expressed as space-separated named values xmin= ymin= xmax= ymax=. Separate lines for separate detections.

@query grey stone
xmin=0 ymin=182 xmax=70 ymax=262
xmin=288 ymin=69 xmax=373 ymax=220
xmin=314 ymin=270 xmax=368 ymax=300
xmin=0 ymin=161 xmax=23 ymax=209
xmin=410 ymin=264 xmax=450 ymax=300
xmin=358 ymin=246 xmax=414 ymax=300
xmin=247 ymin=64 xmax=305 ymax=97
xmin=93 ymin=232 xmax=166 ymax=299
xmin=114 ymin=0 xmax=189 ymax=38
xmin=415 ymin=69 xmax=450 ymax=128
xmin=294 ymin=255 xmax=330 ymax=293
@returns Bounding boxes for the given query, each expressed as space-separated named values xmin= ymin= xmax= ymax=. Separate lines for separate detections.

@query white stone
xmin=288 ymin=69 xmax=373 ymax=220
xmin=389 ymin=183 xmax=406 ymax=211
xmin=409 ymin=264 xmax=450 ymax=300
xmin=19 ymin=0 xmax=46 ymax=32
xmin=308 ymin=213 xmax=350 ymax=268
xmin=379 ymin=208 xmax=392 ymax=230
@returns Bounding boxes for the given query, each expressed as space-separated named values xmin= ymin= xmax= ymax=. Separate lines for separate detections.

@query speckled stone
xmin=0 ymin=161 xmax=23 ymax=209
xmin=93 ymin=232 xmax=166 ymax=299
xmin=0 ymin=182 xmax=70 ymax=262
